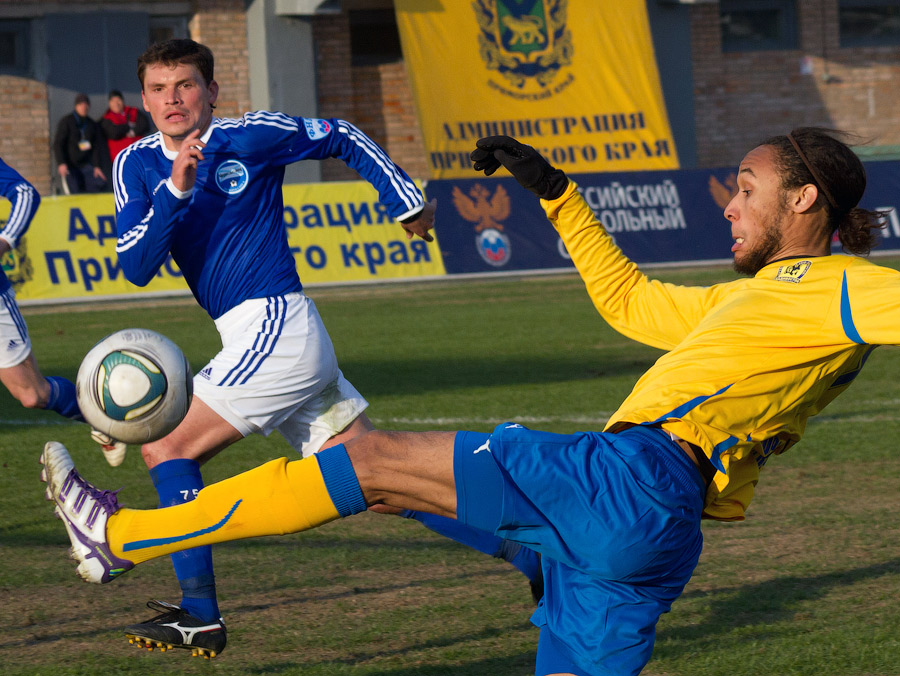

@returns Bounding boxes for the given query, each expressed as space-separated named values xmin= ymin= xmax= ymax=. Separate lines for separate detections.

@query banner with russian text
xmin=1 ymin=181 xmax=445 ymax=303
xmin=427 ymin=160 xmax=900 ymax=274
xmin=395 ymin=0 xmax=678 ymax=178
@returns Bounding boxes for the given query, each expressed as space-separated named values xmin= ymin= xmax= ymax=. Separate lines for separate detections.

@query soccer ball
xmin=76 ymin=328 xmax=193 ymax=444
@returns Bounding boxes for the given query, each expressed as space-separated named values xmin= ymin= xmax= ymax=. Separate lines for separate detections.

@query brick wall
xmin=0 ymin=76 xmax=50 ymax=193
xmin=691 ymin=0 xmax=900 ymax=168
xmin=313 ymin=14 xmax=427 ymax=182
xmin=189 ymin=0 xmax=250 ymax=119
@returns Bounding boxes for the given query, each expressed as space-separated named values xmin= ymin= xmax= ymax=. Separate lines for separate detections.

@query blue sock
xmin=315 ymin=444 xmax=368 ymax=516
xmin=401 ymin=510 xmax=541 ymax=581
xmin=44 ymin=376 xmax=84 ymax=422
xmin=150 ymin=458 xmax=219 ymax=622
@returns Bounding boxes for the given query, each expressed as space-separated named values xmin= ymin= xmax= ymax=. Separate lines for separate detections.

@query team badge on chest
xmin=215 ymin=160 xmax=250 ymax=195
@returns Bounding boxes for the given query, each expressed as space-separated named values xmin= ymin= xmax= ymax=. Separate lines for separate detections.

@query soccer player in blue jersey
xmin=43 ymin=127 xmax=894 ymax=675
xmin=0 ymin=158 xmax=84 ymax=426
xmin=104 ymin=39 xmax=538 ymax=657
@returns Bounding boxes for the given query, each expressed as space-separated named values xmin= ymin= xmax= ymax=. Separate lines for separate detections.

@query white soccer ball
xmin=76 ymin=328 xmax=193 ymax=444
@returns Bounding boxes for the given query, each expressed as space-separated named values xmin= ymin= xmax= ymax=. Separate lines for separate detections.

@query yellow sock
xmin=107 ymin=455 xmax=340 ymax=565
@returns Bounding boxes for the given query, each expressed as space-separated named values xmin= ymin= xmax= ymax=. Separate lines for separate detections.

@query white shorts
xmin=193 ymin=292 xmax=368 ymax=457
xmin=0 ymin=287 xmax=32 ymax=368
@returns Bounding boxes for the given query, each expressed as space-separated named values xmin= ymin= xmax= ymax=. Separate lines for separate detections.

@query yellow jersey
xmin=544 ymin=182 xmax=897 ymax=521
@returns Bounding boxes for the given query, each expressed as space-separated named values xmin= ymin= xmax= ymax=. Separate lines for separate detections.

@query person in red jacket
xmin=100 ymin=90 xmax=150 ymax=163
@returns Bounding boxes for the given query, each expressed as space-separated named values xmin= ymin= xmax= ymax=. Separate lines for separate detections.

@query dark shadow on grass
xmin=243 ymin=634 xmax=536 ymax=675
xmin=228 ymin=564 xmax=519 ymax=615
xmin=338 ymin=354 xmax=655 ymax=398
xmin=0 ymin=565 xmax=522 ymax=639
xmin=654 ymin=557 xmax=900 ymax=658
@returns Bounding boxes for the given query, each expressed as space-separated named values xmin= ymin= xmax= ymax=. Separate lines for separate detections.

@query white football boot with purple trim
xmin=40 ymin=441 xmax=134 ymax=583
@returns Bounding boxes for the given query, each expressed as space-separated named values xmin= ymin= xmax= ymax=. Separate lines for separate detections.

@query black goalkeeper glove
xmin=470 ymin=135 xmax=569 ymax=200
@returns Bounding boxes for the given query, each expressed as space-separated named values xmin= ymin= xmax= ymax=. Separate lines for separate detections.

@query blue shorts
xmin=454 ymin=423 xmax=705 ymax=676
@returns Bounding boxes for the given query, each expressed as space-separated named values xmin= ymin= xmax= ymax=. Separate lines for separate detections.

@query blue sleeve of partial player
xmin=267 ymin=115 xmax=424 ymax=222
xmin=0 ymin=157 xmax=40 ymax=249
xmin=113 ymin=152 xmax=189 ymax=287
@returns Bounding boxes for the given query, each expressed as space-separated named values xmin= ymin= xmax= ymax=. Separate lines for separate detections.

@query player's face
xmin=724 ymin=145 xmax=792 ymax=275
xmin=141 ymin=62 xmax=219 ymax=150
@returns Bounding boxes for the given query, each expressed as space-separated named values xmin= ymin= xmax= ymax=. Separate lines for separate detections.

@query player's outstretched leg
xmin=41 ymin=443 xmax=359 ymax=657
xmin=39 ymin=441 xmax=134 ymax=583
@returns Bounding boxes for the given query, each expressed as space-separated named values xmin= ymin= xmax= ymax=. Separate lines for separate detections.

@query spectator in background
xmin=100 ymin=90 xmax=150 ymax=164
xmin=53 ymin=93 xmax=107 ymax=194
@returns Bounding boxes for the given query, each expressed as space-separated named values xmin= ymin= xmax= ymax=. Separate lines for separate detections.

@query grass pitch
xmin=3 ymin=264 xmax=900 ymax=675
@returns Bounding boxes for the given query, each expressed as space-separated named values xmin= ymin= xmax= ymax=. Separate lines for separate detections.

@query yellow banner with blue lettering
xmin=1 ymin=182 xmax=445 ymax=303
xmin=395 ymin=0 xmax=678 ymax=177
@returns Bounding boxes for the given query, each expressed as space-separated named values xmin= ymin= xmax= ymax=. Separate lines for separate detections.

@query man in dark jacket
xmin=53 ymin=93 xmax=107 ymax=194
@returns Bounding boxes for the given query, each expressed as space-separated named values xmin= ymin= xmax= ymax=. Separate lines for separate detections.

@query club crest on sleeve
xmin=215 ymin=160 xmax=250 ymax=195
xmin=304 ymin=118 xmax=332 ymax=140
xmin=775 ymin=260 xmax=812 ymax=283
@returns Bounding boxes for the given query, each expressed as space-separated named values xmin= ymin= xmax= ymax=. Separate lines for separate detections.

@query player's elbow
xmin=119 ymin=259 xmax=154 ymax=287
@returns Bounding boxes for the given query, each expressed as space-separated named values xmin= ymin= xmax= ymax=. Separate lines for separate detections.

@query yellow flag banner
xmin=395 ymin=0 xmax=678 ymax=178
xmin=1 ymin=182 xmax=444 ymax=303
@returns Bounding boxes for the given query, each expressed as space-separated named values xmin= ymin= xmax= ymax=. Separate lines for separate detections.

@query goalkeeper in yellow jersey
xmin=42 ymin=128 xmax=889 ymax=674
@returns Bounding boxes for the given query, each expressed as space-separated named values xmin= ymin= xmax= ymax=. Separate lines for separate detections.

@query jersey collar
xmin=160 ymin=118 xmax=219 ymax=161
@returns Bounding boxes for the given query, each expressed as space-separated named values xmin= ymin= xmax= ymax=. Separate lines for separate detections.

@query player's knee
xmin=345 ymin=429 xmax=410 ymax=496
xmin=345 ymin=429 xmax=391 ymax=477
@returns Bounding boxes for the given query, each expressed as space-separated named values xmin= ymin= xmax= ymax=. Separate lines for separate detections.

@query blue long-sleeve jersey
xmin=0 ymin=157 xmax=41 ymax=295
xmin=112 ymin=113 xmax=425 ymax=319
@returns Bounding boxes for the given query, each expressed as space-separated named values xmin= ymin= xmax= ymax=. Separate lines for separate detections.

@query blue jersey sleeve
xmin=0 ymin=157 xmax=40 ymax=249
xmin=112 ymin=149 xmax=190 ymax=287
xmin=236 ymin=112 xmax=425 ymax=222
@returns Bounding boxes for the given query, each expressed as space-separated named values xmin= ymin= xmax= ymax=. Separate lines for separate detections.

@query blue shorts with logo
xmin=454 ymin=423 xmax=705 ymax=676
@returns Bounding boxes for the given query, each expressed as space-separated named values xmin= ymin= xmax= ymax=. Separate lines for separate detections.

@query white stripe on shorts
xmin=217 ymin=296 xmax=288 ymax=386
xmin=1 ymin=288 xmax=27 ymax=341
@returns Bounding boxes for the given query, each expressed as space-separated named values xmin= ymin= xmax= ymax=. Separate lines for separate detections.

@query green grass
xmin=2 ymin=261 xmax=900 ymax=675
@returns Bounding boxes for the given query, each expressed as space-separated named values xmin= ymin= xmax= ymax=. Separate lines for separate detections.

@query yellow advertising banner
xmin=280 ymin=181 xmax=445 ymax=283
xmin=1 ymin=182 xmax=445 ymax=303
xmin=395 ymin=0 xmax=679 ymax=177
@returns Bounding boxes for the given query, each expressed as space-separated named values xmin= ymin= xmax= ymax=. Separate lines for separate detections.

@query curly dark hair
xmin=137 ymin=39 xmax=214 ymax=88
xmin=761 ymin=128 xmax=886 ymax=256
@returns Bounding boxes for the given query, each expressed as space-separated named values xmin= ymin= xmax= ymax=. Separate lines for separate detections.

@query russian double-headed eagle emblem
xmin=473 ymin=0 xmax=572 ymax=89
xmin=453 ymin=183 xmax=513 ymax=267
xmin=452 ymin=183 xmax=511 ymax=232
